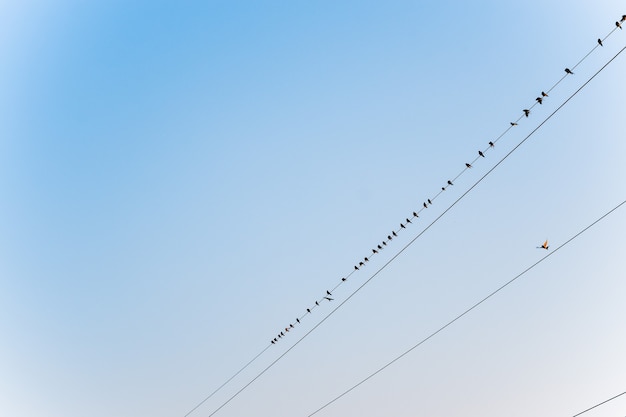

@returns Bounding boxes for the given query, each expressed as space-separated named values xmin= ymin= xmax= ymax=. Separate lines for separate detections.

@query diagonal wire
xmin=204 ymin=42 xmax=626 ymax=417
xmin=307 ymin=199 xmax=626 ymax=416
xmin=572 ymin=390 xmax=626 ymax=417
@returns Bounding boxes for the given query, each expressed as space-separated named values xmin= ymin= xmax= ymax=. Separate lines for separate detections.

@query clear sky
xmin=1 ymin=1 xmax=625 ymax=416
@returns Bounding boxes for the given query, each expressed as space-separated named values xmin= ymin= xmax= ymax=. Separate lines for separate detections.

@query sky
xmin=1 ymin=1 xmax=625 ymax=416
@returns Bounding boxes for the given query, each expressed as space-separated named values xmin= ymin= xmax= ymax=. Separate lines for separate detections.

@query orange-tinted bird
xmin=537 ymin=240 xmax=549 ymax=250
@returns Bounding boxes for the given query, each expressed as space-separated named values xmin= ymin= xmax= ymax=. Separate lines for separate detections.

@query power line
xmin=202 ymin=41 xmax=626 ymax=417
xmin=307 ymin=199 xmax=626 ymax=416
xmin=572 ymin=390 xmax=626 ymax=417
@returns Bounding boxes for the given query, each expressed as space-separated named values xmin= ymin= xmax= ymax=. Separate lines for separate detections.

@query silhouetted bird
xmin=341 ymin=277 xmax=347 ymax=281
xmin=448 ymin=180 xmax=454 ymax=185
xmin=377 ymin=244 xmax=382 ymax=249
xmin=565 ymin=68 xmax=574 ymax=74
xmin=541 ymin=91 xmax=548 ymax=97
xmin=373 ymin=248 xmax=378 ymax=254
xmin=510 ymin=122 xmax=518 ymax=126
xmin=392 ymin=231 xmax=397 ymax=237
xmin=296 ymin=318 xmax=300 ymax=323
xmin=278 ymin=334 xmax=282 ymax=338
xmin=523 ymin=109 xmax=530 ymax=117
xmin=285 ymin=327 xmax=289 ymax=332
xmin=364 ymin=257 xmax=369 ymax=262
xmin=406 ymin=218 xmax=412 ymax=224
xmin=537 ymin=240 xmax=549 ymax=250
xmin=622 ymin=15 xmax=626 ymax=22
xmin=327 ymin=290 xmax=332 ymax=296
xmin=466 ymin=163 xmax=472 ymax=168
xmin=354 ymin=265 xmax=359 ymax=271
xmin=412 ymin=211 xmax=418 ymax=217
xmin=307 ymin=308 xmax=311 ymax=313
xmin=478 ymin=151 xmax=485 ymax=157
xmin=489 ymin=141 xmax=494 ymax=147
xmin=271 ymin=340 xmax=275 ymax=344
xmin=536 ymin=97 xmax=543 ymax=104
xmin=387 ymin=235 xmax=392 ymax=240
xmin=290 ymin=323 xmax=294 ymax=328
xmin=598 ymin=38 xmax=603 ymax=47
xmin=442 ymin=187 xmax=446 ymax=191
xmin=401 ymin=223 xmax=406 ymax=229
xmin=428 ymin=199 xmax=432 ymax=205
xmin=280 ymin=331 xmax=284 ymax=336
xmin=315 ymin=301 xmax=319 ymax=306
xmin=382 ymin=241 xmax=387 ymax=246
xmin=359 ymin=261 xmax=364 ymax=266
xmin=616 ymin=21 xmax=622 ymax=29
xmin=423 ymin=202 xmax=428 ymax=208
xmin=324 ymin=297 xmax=333 ymax=301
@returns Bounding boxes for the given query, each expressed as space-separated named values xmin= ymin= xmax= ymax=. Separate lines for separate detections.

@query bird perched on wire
xmin=412 ymin=211 xmax=419 ymax=218
xmin=326 ymin=290 xmax=332 ymax=296
xmin=324 ymin=297 xmax=333 ymax=301
xmin=537 ymin=240 xmax=549 ymax=250
xmin=621 ymin=14 xmax=626 ymax=22
xmin=448 ymin=180 xmax=454 ymax=185
xmin=372 ymin=248 xmax=378 ymax=254
xmin=406 ymin=218 xmax=412 ymax=224
xmin=565 ymin=68 xmax=574 ymax=75
xmin=536 ymin=97 xmax=543 ymax=104
xmin=427 ymin=199 xmax=432 ymax=205
xmin=616 ymin=21 xmax=622 ymax=29
xmin=423 ymin=202 xmax=428 ymax=209
xmin=597 ymin=38 xmax=603 ymax=47
xmin=510 ymin=122 xmax=518 ymax=126
xmin=400 ymin=223 xmax=406 ymax=229
xmin=478 ymin=151 xmax=485 ymax=157
xmin=541 ymin=91 xmax=548 ymax=97
xmin=489 ymin=141 xmax=494 ymax=148
xmin=523 ymin=109 xmax=530 ymax=117
xmin=465 ymin=163 xmax=472 ymax=168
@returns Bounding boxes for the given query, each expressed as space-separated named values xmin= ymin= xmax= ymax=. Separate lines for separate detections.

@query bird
xmin=382 ymin=241 xmax=387 ymax=246
xmin=364 ymin=257 xmax=369 ymax=262
xmin=271 ymin=340 xmax=275 ymax=344
xmin=622 ymin=14 xmax=626 ymax=22
xmin=377 ymin=244 xmax=383 ymax=249
xmin=392 ymin=231 xmax=397 ymax=237
xmin=489 ymin=141 xmax=494 ymax=148
xmin=406 ymin=218 xmax=412 ymax=224
xmin=478 ymin=150 xmax=485 ymax=157
xmin=327 ymin=290 xmax=332 ymax=296
xmin=541 ymin=91 xmax=548 ymax=97
xmin=290 ymin=323 xmax=294 ymax=328
xmin=359 ymin=261 xmax=364 ymax=266
xmin=280 ymin=331 xmax=284 ymax=336
xmin=523 ymin=109 xmax=530 ymax=117
xmin=441 ymin=186 xmax=446 ymax=191
xmin=423 ymin=202 xmax=428 ymax=208
xmin=536 ymin=97 xmax=543 ymax=104
xmin=597 ymin=38 xmax=603 ymax=47
xmin=427 ymin=199 xmax=432 ymax=205
xmin=296 ymin=318 xmax=300 ymax=323
xmin=324 ymin=297 xmax=333 ymax=301
xmin=372 ymin=248 xmax=378 ymax=254
xmin=412 ymin=211 xmax=418 ymax=217
xmin=341 ymin=277 xmax=346 ymax=281
xmin=447 ymin=180 xmax=454 ymax=185
xmin=278 ymin=334 xmax=282 ymax=338
xmin=285 ymin=327 xmax=289 ymax=332
xmin=465 ymin=163 xmax=472 ymax=168
xmin=307 ymin=308 xmax=311 ymax=313
xmin=354 ymin=265 xmax=359 ymax=271
xmin=616 ymin=21 xmax=622 ymax=29
xmin=565 ymin=68 xmax=574 ymax=75
xmin=510 ymin=122 xmax=518 ymax=126
xmin=315 ymin=301 xmax=319 ymax=306
xmin=387 ymin=235 xmax=392 ymax=241
xmin=537 ymin=240 xmax=549 ymax=250
xmin=401 ymin=223 xmax=406 ymax=229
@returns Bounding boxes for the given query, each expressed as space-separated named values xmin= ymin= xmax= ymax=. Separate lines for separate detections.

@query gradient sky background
xmin=1 ymin=1 xmax=625 ymax=416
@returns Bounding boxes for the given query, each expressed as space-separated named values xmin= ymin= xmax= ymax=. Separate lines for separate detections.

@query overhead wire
xmin=571 ymin=390 xmax=626 ymax=417
xmin=181 ymin=14 xmax=625 ymax=417
xmin=201 ymin=40 xmax=626 ymax=417
xmin=307 ymin=199 xmax=626 ymax=416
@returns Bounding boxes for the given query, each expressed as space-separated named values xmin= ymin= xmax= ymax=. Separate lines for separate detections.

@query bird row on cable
xmin=270 ymin=14 xmax=624 ymax=345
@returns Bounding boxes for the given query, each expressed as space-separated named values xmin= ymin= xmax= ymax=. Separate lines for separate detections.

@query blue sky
xmin=1 ymin=1 xmax=625 ymax=416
